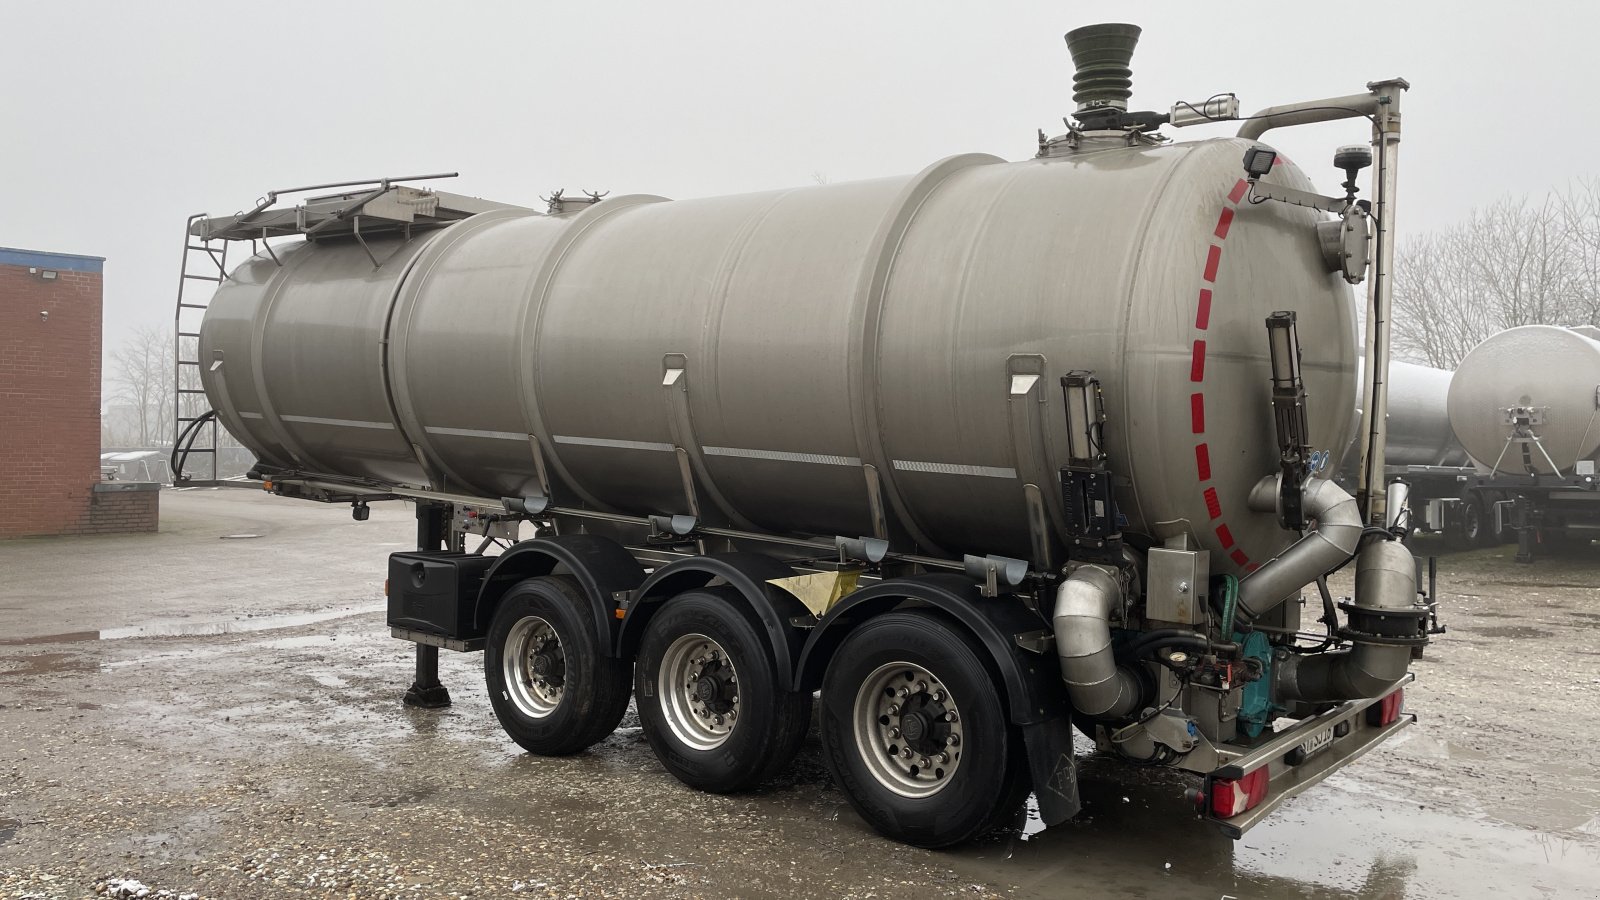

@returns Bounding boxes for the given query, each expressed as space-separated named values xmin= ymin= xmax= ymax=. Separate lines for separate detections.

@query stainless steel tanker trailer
xmin=173 ymin=24 xmax=1431 ymax=846
xmin=1385 ymin=325 xmax=1600 ymax=560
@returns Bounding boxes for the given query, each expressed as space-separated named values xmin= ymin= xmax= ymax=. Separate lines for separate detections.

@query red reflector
xmin=1368 ymin=688 xmax=1404 ymax=727
xmin=1211 ymin=767 xmax=1269 ymax=818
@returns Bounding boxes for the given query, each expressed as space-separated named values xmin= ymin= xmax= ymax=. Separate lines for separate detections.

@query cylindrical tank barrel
xmin=1448 ymin=325 xmax=1600 ymax=475
xmin=1365 ymin=359 xmax=1466 ymax=467
xmin=200 ymin=137 xmax=1357 ymax=571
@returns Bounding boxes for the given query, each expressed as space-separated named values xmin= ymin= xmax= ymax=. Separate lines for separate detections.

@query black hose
xmin=1120 ymin=629 xmax=1239 ymax=660
xmin=170 ymin=409 xmax=218 ymax=482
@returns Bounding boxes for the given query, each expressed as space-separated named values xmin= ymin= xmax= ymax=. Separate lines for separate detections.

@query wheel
xmin=635 ymin=588 xmax=811 ymax=793
xmin=818 ymin=611 xmax=1028 ymax=848
xmin=484 ymin=575 xmax=632 ymax=756
xmin=1459 ymin=498 xmax=1493 ymax=549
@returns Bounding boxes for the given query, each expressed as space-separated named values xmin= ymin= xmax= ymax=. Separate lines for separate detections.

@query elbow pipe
xmin=1235 ymin=477 xmax=1363 ymax=624
xmin=1052 ymin=565 xmax=1142 ymax=720
xmin=1237 ymin=92 xmax=1379 ymax=140
xmin=1275 ymin=538 xmax=1418 ymax=702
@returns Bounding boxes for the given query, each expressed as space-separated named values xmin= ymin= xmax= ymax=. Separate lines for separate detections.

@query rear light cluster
xmin=1368 ymin=688 xmax=1404 ymax=727
xmin=1209 ymin=767 xmax=1269 ymax=818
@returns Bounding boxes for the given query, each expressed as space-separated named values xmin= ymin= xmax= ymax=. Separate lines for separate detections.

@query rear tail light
xmin=1368 ymin=688 xmax=1404 ymax=727
xmin=1210 ymin=767 xmax=1269 ymax=818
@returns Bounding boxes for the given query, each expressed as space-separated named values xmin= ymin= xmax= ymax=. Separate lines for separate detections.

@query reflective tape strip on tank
xmin=703 ymin=446 xmax=862 ymax=467
xmin=891 ymin=460 xmax=1017 ymax=479
xmin=280 ymin=414 xmax=394 ymax=430
xmin=553 ymin=435 xmax=675 ymax=452
xmin=425 ymin=426 xmax=528 ymax=442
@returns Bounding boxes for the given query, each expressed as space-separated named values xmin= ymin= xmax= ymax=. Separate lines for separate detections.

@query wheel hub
xmin=854 ymin=662 xmax=963 ymax=798
xmin=502 ymin=616 xmax=566 ymax=719
xmin=659 ymin=634 xmax=740 ymax=750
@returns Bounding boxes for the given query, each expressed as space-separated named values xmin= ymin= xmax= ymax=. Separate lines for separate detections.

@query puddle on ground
xmin=0 ymin=652 xmax=100 ymax=678
xmin=1456 ymin=625 xmax=1556 ymax=639
xmin=0 ymin=603 xmax=385 ymax=646
xmin=941 ymin=766 xmax=1600 ymax=899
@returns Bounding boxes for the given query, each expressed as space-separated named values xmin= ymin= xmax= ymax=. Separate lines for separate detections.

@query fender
xmin=796 ymin=573 xmax=1067 ymax=725
xmin=617 ymin=553 xmax=807 ymax=691
xmin=473 ymin=534 xmax=646 ymax=655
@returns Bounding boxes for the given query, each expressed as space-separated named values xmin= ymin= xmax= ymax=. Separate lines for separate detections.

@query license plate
xmin=1293 ymin=727 xmax=1335 ymax=763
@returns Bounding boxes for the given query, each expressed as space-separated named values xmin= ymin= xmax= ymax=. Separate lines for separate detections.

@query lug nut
xmin=919 ymin=757 xmax=930 ymax=768
xmin=897 ymin=687 xmax=909 ymax=698
xmin=946 ymin=711 xmax=959 ymax=723
xmin=714 ymin=715 xmax=724 ymax=726
xmin=932 ymin=691 xmax=945 ymax=702
xmin=887 ymin=704 xmax=900 ymax=715
xmin=939 ymin=753 xmax=949 ymax=763
xmin=916 ymin=681 xmax=928 ymax=693
xmin=889 ymin=726 xmax=901 ymax=738
xmin=902 ymin=748 xmax=914 ymax=759
xmin=947 ymin=735 xmax=960 ymax=747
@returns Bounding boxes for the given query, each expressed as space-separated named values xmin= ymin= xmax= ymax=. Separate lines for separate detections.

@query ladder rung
xmin=178 ymin=331 xmax=200 ymax=338
xmin=182 ymin=274 xmax=223 ymax=282
xmin=180 ymin=448 xmax=217 ymax=454
xmin=179 ymin=302 xmax=208 ymax=309
xmin=177 ymin=360 xmax=201 ymax=366
xmin=186 ymin=244 xmax=217 ymax=251
xmin=177 ymin=388 xmax=207 ymax=394
xmin=177 ymin=416 xmax=209 ymax=422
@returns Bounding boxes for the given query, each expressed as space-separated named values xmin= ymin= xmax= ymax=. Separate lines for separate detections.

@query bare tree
xmin=109 ymin=324 xmax=172 ymax=446
xmin=1393 ymin=182 xmax=1599 ymax=368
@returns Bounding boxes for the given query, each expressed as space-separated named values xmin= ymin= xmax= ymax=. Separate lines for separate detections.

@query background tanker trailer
xmin=173 ymin=25 xmax=1430 ymax=846
xmin=1393 ymin=325 xmax=1600 ymax=560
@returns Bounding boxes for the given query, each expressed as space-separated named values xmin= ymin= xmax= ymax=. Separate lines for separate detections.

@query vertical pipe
xmin=1359 ymin=79 xmax=1409 ymax=526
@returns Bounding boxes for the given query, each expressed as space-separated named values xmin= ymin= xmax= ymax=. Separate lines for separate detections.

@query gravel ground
xmin=1 ymin=489 xmax=1598 ymax=899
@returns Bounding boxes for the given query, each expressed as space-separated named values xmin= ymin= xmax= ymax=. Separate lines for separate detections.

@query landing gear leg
xmin=1513 ymin=495 xmax=1535 ymax=565
xmin=405 ymin=644 xmax=451 ymax=708
xmin=404 ymin=502 xmax=453 ymax=708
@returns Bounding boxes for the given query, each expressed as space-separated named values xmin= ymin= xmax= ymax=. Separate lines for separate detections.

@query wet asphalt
xmin=1 ymin=489 xmax=1598 ymax=899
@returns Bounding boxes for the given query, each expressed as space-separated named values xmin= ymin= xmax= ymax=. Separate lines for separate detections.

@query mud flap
xmin=1023 ymin=717 xmax=1080 ymax=826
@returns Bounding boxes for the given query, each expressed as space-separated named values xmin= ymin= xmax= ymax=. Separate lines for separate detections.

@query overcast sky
xmin=4 ymin=1 xmax=1598 ymax=364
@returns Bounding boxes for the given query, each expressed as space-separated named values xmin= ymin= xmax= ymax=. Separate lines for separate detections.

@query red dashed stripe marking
xmin=1214 ymin=208 xmax=1235 ymax=240
xmin=1202 ymin=245 xmax=1222 ymax=282
xmin=1192 ymin=177 xmax=1256 ymax=570
xmin=1246 ymin=561 xmax=1262 ymax=573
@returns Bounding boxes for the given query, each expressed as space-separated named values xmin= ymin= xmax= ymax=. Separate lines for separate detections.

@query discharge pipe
xmin=1052 ymin=564 xmax=1142 ymax=719
xmin=1235 ymin=476 xmax=1364 ymax=624
xmin=1274 ymin=538 xmax=1418 ymax=701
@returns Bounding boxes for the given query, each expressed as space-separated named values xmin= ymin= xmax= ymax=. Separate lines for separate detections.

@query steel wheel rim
xmin=852 ymin=661 xmax=963 ymax=798
xmin=504 ymin=615 xmax=565 ymax=718
xmin=658 ymin=633 xmax=739 ymax=751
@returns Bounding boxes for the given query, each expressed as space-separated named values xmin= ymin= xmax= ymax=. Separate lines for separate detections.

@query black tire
xmin=484 ymin=575 xmax=632 ymax=756
xmin=1459 ymin=498 xmax=1492 ymax=549
xmin=818 ymin=610 xmax=1027 ymax=848
xmin=635 ymin=588 xmax=811 ymax=793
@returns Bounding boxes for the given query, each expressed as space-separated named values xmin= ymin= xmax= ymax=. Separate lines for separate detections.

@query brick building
xmin=0 ymin=247 xmax=158 ymax=537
